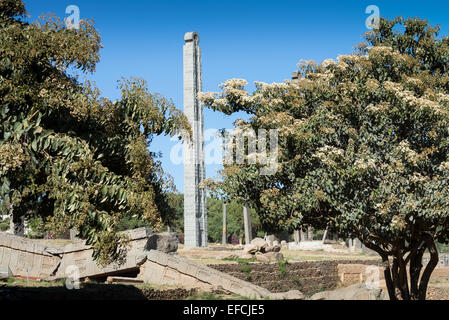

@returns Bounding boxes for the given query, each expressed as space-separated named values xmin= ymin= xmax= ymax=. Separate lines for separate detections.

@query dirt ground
xmin=2 ymin=244 xmax=448 ymax=300
xmin=1 ymin=277 xmax=448 ymax=300
xmin=178 ymin=244 xmax=449 ymax=300
xmin=178 ymin=243 xmax=380 ymax=264
xmin=0 ymin=278 xmax=239 ymax=300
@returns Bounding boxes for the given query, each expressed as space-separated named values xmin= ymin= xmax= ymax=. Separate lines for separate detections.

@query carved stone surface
xmin=140 ymin=250 xmax=295 ymax=299
xmin=183 ymin=31 xmax=207 ymax=248
xmin=146 ymin=232 xmax=178 ymax=254
xmin=0 ymin=228 xmax=175 ymax=280
xmin=310 ymin=283 xmax=387 ymax=300
xmin=0 ymin=266 xmax=12 ymax=280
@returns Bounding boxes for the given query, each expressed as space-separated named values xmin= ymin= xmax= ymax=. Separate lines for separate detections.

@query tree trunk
xmin=409 ymin=241 xmax=426 ymax=300
xmin=362 ymin=241 xmax=396 ymax=300
xmin=382 ymin=257 xmax=396 ymax=300
xmin=321 ymin=226 xmax=329 ymax=244
xmin=418 ymin=235 xmax=439 ymax=300
xmin=362 ymin=239 xmax=435 ymax=300
xmin=243 ymin=205 xmax=252 ymax=245
xmin=390 ymin=242 xmax=437 ymax=300
xmin=307 ymin=226 xmax=313 ymax=240
xmin=222 ymin=201 xmax=227 ymax=245
xmin=293 ymin=230 xmax=300 ymax=244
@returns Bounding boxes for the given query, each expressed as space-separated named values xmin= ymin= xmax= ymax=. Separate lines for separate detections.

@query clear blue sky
xmin=26 ymin=0 xmax=449 ymax=192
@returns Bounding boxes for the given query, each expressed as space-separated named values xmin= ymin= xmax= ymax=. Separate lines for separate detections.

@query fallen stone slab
xmin=250 ymin=238 xmax=268 ymax=252
xmin=337 ymin=263 xmax=384 ymax=286
xmin=269 ymin=290 xmax=305 ymax=300
xmin=237 ymin=253 xmax=254 ymax=260
xmin=0 ymin=228 xmax=179 ymax=280
xmin=0 ymin=229 xmax=304 ymax=300
xmin=0 ymin=266 xmax=12 ymax=280
xmin=264 ymin=235 xmax=279 ymax=247
xmin=0 ymin=232 xmax=63 ymax=279
xmin=139 ymin=250 xmax=302 ymax=300
xmin=310 ymin=283 xmax=387 ymax=300
xmin=105 ymin=276 xmax=144 ymax=284
xmin=243 ymin=244 xmax=257 ymax=254
xmin=54 ymin=228 xmax=157 ymax=280
xmin=255 ymin=252 xmax=283 ymax=262
xmin=215 ymin=252 xmax=239 ymax=260
xmin=147 ymin=232 xmax=178 ymax=254
xmin=265 ymin=245 xmax=281 ymax=253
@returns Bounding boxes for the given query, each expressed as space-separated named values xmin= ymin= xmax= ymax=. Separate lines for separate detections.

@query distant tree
xmin=0 ymin=217 xmax=9 ymax=232
xmin=200 ymin=17 xmax=449 ymax=300
xmin=206 ymin=198 xmax=260 ymax=243
xmin=0 ymin=0 xmax=189 ymax=265
xmin=165 ymin=192 xmax=184 ymax=233
xmin=162 ymin=194 xmax=261 ymax=243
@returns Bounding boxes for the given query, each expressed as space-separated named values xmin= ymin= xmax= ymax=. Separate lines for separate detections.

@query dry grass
xmin=178 ymin=246 xmax=379 ymax=265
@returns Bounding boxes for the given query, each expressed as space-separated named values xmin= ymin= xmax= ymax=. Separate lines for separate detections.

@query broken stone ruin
xmin=242 ymin=237 xmax=285 ymax=262
xmin=0 ymin=228 xmax=305 ymax=300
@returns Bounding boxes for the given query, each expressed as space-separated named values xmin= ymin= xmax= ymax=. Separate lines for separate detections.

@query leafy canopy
xmin=0 ymin=0 xmax=189 ymax=265
xmin=200 ymin=17 xmax=449 ymax=300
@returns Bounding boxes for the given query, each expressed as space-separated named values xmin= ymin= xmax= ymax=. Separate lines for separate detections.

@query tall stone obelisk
xmin=183 ymin=32 xmax=207 ymax=248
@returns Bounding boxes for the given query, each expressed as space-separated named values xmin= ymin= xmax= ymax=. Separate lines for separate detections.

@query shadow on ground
xmin=0 ymin=282 xmax=198 ymax=300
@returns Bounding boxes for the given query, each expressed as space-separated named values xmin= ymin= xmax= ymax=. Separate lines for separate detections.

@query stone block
xmin=238 ymin=253 xmax=254 ymax=260
xmin=265 ymin=245 xmax=281 ymax=253
xmin=310 ymin=283 xmax=386 ymax=300
xmin=243 ymin=244 xmax=257 ymax=254
xmin=146 ymin=232 xmax=178 ymax=253
xmin=250 ymin=238 xmax=267 ymax=252
xmin=337 ymin=264 xmax=384 ymax=285
xmin=0 ymin=266 xmax=12 ymax=279
xmin=255 ymin=252 xmax=270 ymax=262
xmin=269 ymin=290 xmax=305 ymax=300
xmin=263 ymin=252 xmax=284 ymax=261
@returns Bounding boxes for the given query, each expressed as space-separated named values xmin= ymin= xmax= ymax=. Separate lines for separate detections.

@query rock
xmin=215 ymin=252 xmax=238 ymax=260
xmin=280 ymin=240 xmax=287 ymax=247
xmin=270 ymin=290 xmax=305 ymax=300
xmin=255 ymin=252 xmax=270 ymax=262
xmin=264 ymin=235 xmax=279 ymax=247
xmin=0 ymin=266 xmax=12 ymax=280
xmin=250 ymin=238 xmax=268 ymax=252
xmin=270 ymin=251 xmax=284 ymax=260
xmin=265 ymin=245 xmax=281 ymax=253
xmin=243 ymin=244 xmax=257 ymax=254
xmin=136 ymin=254 xmax=148 ymax=266
xmin=310 ymin=283 xmax=387 ymax=300
xmin=273 ymin=240 xmax=280 ymax=246
xmin=238 ymin=253 xmax=254 ymax=260
xmin=256 ymin=252 xmax=284 ymax=261
xmin=147 ymin=232 xmax=178 ymax=253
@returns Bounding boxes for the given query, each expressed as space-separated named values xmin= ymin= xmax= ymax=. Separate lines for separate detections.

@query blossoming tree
xmin=200 ymin=17 xmax=449 ymax=300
